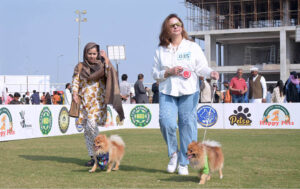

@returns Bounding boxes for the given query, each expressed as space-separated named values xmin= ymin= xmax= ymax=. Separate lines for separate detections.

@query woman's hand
xmin=210 ymin=71 xmax=219 ymax=80
xmin=100 ymin=50 xmax=108 ymax=61
xmin=73 ymin=93 xmax=79 ymax=104
xmin=164 ymin=66 xmax=183 ymax=78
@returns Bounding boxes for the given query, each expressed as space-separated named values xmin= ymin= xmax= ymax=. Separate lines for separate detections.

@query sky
xmin=0 ymin=0 xmax=187 ymax=86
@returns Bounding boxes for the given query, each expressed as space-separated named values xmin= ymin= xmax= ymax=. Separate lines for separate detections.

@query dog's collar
xmin=96 ymin=153 xmax=109 ymax=170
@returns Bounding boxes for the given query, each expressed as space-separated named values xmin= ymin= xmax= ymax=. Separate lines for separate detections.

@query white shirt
xmin=152 ymin=39 xmax=212 ymax=96
xmin=119 ymin=80 xmax=131 ymax=104
xmin=247 ymin=74 xmax=267 ymax=99
xmin=64 ymin=88 xmax=72 ymax=105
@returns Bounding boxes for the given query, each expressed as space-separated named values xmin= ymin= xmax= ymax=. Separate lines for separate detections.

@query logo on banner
xmin=229 ymin=106 xmax=252 ymax=126
xmin=0 ymin=107 xmax=15 ymax=137
xmin=58 ymin=107 xmax=70 ymax=133
xmin=197 ymin=105 xmax=218 ymax=127
xmin=75 ymin=118 xmax=84 ymax=132
xmin=39 ymin=107 xmax=52 ymax=135
xmin=130 ymin=105 xmax=152 ymax=127
xmin=260 ymin=105 xmax=294 ymax=126
xmin=105 ymin=106 xmax=114 ymax=127
xmin=19 ymin=110 xmax=32 ymax=128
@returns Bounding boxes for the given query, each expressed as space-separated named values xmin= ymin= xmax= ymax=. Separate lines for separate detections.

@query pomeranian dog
xmin=89 ymin=134 xmax=125 ymax=173
xmin=187 ymin=140 xmax=224 ymax=184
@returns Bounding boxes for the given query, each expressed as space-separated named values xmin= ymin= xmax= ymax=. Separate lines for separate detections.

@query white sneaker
xmin=167 ymin=152 xmax=178 ymax=173
xmin=178 ymin=165 xmax=189 ymax=175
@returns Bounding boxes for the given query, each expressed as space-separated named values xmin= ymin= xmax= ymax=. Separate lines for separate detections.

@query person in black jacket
xmin=151 ymin=81 xmax=159 ymax=103
xmin=284 ymin=71 xmax=300 ymax=102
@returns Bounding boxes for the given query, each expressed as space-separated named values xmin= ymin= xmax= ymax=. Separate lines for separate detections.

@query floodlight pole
xmin=75 ymin=10 xmax=87 ymax=64
xmin=116 ymin=60 xmax=120 ymax=84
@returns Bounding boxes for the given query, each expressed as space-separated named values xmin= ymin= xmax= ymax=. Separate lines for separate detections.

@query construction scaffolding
xmin=185 ymin=0 xmax=300 ymax=31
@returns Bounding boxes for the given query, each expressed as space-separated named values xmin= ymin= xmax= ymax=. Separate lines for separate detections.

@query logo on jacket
xmin=177 ymin=52 xmax=191 ymax=61
xmin=39 ymin=107 xmax=52 ymax=135
xmin=130 ymin=105 xmax=152 ymax=127
xmin=58 ymin=107 xmax=69 ymax=133
xmin=260 ymin=105 xmax=294 ymax=126
xmin=0 ymin=107 xmax=14 ymax=137
xmin=197 ymin=105 xmax=218 ymax=127
xmin=229 ymin=106 xmax=252 ymax=126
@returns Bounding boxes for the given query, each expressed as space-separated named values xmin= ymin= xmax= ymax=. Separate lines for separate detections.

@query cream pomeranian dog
xmin=187 ymin=140 xmax=224 ymax=184
xmin=89 ymin=134 xmax=125 ymax=173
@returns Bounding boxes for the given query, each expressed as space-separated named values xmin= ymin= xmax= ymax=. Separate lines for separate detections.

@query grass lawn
xmin=0 ymin=129 xmax=300 ymax=188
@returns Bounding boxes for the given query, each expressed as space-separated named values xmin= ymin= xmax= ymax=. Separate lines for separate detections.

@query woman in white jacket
xmin=152 ymin=14 xmax=219 ymax=175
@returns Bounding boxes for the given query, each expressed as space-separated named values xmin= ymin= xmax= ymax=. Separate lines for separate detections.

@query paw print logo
xmin=229 ymin=106 xmax=252 ymax=126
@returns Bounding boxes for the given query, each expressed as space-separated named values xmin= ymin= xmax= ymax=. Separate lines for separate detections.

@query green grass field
xmin=1 ymin=129 xmax=300 ymax=188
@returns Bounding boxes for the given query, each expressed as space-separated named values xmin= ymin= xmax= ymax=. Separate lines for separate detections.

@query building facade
xmin=185 ymin=0 xmax=300 ymax=83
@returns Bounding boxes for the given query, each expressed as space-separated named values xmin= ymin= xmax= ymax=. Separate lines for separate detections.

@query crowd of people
xmin=199 ymin=68 xmax=300 ymax=103
xmin=0 ymin=83 xmax=73 ymax=105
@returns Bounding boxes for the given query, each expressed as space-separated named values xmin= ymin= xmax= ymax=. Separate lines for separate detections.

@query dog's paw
xmin=220 ymin=175 xmax=223 ymax=179
xmin=89 ymin=169 xmax=95 ymax=173
xmin=106 ymin=169 xmax=111 ymax=173
xmin=199 ymin=181 xmax=205 ymax=185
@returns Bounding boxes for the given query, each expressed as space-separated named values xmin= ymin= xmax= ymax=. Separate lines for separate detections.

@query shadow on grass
xmin=160 ymin=175 xmax=199 ymax=183
xmin=19 ymin=155 xmax=85 ymax=166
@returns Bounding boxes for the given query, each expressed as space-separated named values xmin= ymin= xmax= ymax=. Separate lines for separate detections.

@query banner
xmin=1 ymin=103 xmax=300 ymax=141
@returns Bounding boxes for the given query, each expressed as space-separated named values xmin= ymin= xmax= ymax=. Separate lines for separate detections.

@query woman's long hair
xmin=276 ymin=80 xmax=284 ymax=97
xmin=159 ymin=14 xmax=190 ymax=47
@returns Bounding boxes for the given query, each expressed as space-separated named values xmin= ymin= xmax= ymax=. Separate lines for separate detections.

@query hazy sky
xmin=0 ymin=0 xmax=186 ymax=85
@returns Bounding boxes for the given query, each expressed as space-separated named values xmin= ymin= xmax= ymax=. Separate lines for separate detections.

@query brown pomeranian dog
xmin=187 ymin=140 xmax=224 ymax=184
xmin=89 ymin=134 xmax=125 ymax=173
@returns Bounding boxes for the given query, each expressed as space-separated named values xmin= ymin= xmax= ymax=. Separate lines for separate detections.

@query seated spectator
xmin=9 ymin=92 xmax=22 ymax=104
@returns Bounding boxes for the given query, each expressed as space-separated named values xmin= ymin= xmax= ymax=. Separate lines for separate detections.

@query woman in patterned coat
xmin=72 ymin=42 xmax=124 ymax=166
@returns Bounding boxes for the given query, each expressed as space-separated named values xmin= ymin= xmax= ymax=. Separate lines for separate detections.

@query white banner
xmin=1 ymin=103 xmax=300 ymax=141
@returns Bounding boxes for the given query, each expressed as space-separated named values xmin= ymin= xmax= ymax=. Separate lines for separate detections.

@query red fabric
xmin=230 ymin=76 xmax=247 ymax=95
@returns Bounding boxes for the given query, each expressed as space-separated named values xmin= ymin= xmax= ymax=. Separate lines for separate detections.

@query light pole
xmin=75 ymin=10 xmax=87 ymax=64
xmin=57 ymin=54 xmax=64 ymax=83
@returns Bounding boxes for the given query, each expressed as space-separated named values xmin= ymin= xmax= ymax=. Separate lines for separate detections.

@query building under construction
xmin=185 ymin=0 xmax=300 ymax=83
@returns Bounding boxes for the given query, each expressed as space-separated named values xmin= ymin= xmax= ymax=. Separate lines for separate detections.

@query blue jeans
xmin=159 ymin=92 xmax=199 ymax=166
xmin=232 ymin=94 xmax=245 ymax=103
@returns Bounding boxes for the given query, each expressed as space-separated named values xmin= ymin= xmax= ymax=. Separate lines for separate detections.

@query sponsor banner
xmin=1 ymin=103 xmax=300 ymax=141
xmin=197 ymin=104 xmax=224 ymax=129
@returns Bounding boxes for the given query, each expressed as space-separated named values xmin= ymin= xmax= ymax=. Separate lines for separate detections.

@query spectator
xmin=45 ymin=92 xmax=52 ymax=104
xmin=25 ymin=91 xmax=31 ymax=104
xmin=229 ymin=68 xmax=247 ymax=103
xmin=9 ymin=92 xmax=22 ymax=104
xmin=41 ymin=92 xmax=46 ymax=104
xmin=266 ymin=85 xmax=274 ymax=103
xmin=200 ymin=77 xmax=212 ymax=103
xmin=272 ymin=80 xmax=285 ymax=103
xmin=0 ymin=97 xmax=2 ymax=104
xmin=134 ymin=73 xmax=149 ymax=103
xmin=284 ymin=71 xmax=300 ymax=102
xmin=152 ymin=81 xmax=159 ymax=103
xmin=119 ymin=74 xmax=131 ymax=104
xmin=6 ymin=94 xmax=13 ymax=104
xmin=222 ymin=81 xmax=231 ymax=103
xmin=64 ymin=83 xmax=72 ymax=105
xmin=52 ymin=91 xmax=61 ymax=105
xmin=213 ymin=83 xmax=223 ymax=103
xmin=20 ymin=94 xmax=25 ymax=104
xmin=247 ymin=67 xmax=267 ymax=103
xmin=30 ymin=90 xmax=40 ymax=104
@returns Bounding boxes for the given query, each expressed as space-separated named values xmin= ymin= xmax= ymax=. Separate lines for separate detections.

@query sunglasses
xmin=170 ymin=22 xmax=182 ymax=28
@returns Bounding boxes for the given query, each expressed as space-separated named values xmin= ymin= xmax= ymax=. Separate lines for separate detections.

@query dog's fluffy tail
xmin=110 ymin=135 xmax=125 ymax=147
xmin=203 ymin=140 xmax=221 ymax=147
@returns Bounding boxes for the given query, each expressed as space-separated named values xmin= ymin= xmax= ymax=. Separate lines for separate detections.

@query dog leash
xmin=202 ymin=87 xmax=216 ymax=143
